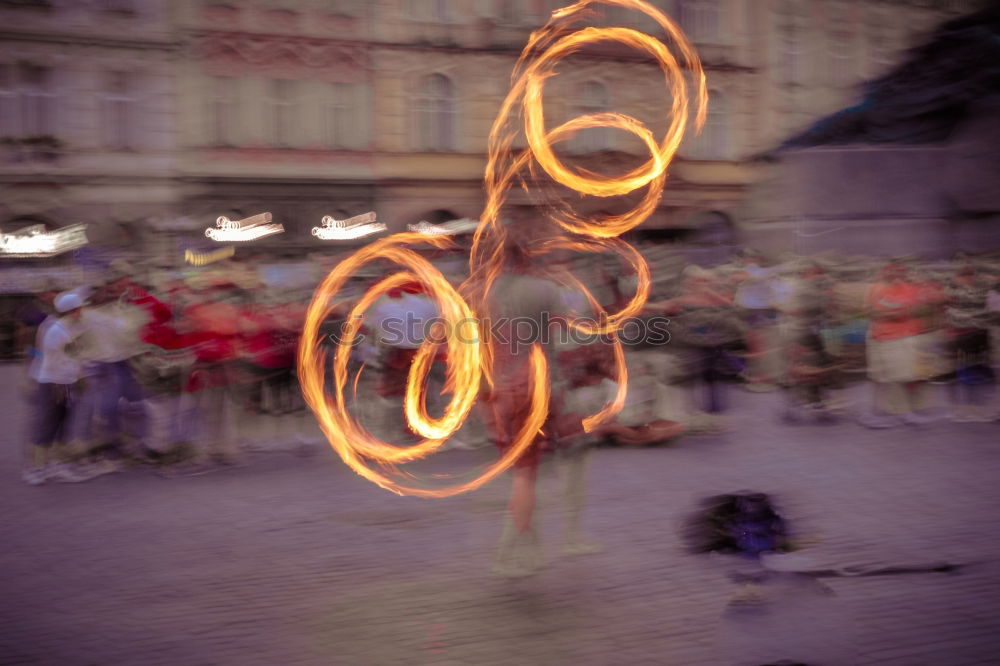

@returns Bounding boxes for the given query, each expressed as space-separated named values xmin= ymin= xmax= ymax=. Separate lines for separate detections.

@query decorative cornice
xmin=0 ymin=29 xmax=179 ymax=51
xmin=178 ymin=176 xmax=378 ymax=190
xmin=194 ymin=31 xmax=369 ymax=69
xmin=187 ymin=30 xmax=755 ymax=71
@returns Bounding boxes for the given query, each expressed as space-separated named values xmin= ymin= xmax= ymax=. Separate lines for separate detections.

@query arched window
xmin=415 ymin=74 xmax=456 ymax=151
xmin=689 ymin=91 xmax=729 ymax=160
xmin=573 ymin=80 xmax=612 ymax=153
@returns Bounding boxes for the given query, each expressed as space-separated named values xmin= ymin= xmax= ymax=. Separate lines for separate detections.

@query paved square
xmin=3 ymin=367 xmax=999 ymax=665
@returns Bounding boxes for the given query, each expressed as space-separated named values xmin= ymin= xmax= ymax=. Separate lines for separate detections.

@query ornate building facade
xmin=174 ymin=0 xmax=376 ymax=254
xmin=0 ymin=0 xmax=178 ymax=254
xmin=1 ymin=0 xmax=977 ymax=263
xmin=172 ymin=0 xmax=974 ymax=260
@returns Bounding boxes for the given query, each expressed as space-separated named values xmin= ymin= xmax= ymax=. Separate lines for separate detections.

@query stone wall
xmin=741 ymin=109 xmax=1000 ymax=258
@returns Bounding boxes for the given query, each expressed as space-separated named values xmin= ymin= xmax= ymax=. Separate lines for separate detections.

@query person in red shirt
xmin=175 ymin=282 xmax=244 ymax=466
xmin=126 ymin=282 xmax=200 ymax=462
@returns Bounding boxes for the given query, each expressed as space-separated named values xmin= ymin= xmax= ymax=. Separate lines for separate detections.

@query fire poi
xmin=297 ymin=0 xmax=706 ymax=497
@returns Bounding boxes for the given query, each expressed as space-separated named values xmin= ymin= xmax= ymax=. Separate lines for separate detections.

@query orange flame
xmin=298 ymin=0 xmax=704 ymax=496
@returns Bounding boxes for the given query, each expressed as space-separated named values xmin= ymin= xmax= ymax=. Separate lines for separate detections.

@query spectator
xmin=23 ymin=291 xmax=104 ymax=484
xmin=860 ymin=262 xmax=944 ymax=428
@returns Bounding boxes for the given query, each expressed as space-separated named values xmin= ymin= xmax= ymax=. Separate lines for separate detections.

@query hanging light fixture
xmin=0 ymin=223 xmax=89 ymax=258
xmin=406 ymin=218 xmax=480 ymax=236
xmin=312 ymin=212 xmax=385 ymax=240
xmin=206 ymin=213 xmax=283 ymax=242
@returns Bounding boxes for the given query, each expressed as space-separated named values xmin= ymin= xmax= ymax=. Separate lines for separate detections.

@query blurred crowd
xmin=18 ymin=260 xmax=313 ymax=484
xmin=630 ymin=248 xmax=1000 ymax=431
xmin=15 ymin=242 xmax=1000 ymax=486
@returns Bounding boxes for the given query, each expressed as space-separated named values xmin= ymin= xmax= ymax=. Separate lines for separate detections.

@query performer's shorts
xmin=482 ymin=386 xmax=545 ymax=470
xmin=377 ymin=347 xmax=419 ymax=398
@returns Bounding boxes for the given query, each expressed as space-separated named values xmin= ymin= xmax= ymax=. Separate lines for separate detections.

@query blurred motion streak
xmin=183 ymin=246 xmax=235 ymax=266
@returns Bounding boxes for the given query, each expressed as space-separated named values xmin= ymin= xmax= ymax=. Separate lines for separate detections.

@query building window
xmin=828 ymin=31 xmax=854 ymax=86
xmin=776 ymin=2 xmax=804 ymax=87
xmin=573 ymin=80 xmax=612 ymax=154
xmin=325 ymin=82 xmax=360 ymax=150
xmin=101 ymin=71 xmax=136 ymax=150
xmin=826 ymin=0 xmax=855 ymax=86
xmin=410 ymin=0 xmax=449 ymax=22
xmin=498 ymin=0 xmax=517 ymax=24
xmin=331 ymin=0 xmax=364 ymax=17
xmin=0 ymin=65 xmax=14 ymax=137
xmin=267 ymin=79 xmax=296 ymax=147
xmin=99 ymin=0 xmax=136 ymax=15
xmin=867 ymin=14 xmax=892 ymax=74
xmin=601 ymin=3 xmax=646 ymax=29
xmin=0 ymin=63 xmax=55 ymax=137
xmin=415 ymin=74 xmax=455 ymax=151
xmin=689 ymin=91 xmax=728 ymax=160
xmin=210 ymin=76 xmax=237 ymax=147
xmin=780 ymin=27 xmax=802 ymax=85
xmin=679 ymin=0 xmax=720 ymax=43
xmin=526 ymin=0 xmax=548 ymax=23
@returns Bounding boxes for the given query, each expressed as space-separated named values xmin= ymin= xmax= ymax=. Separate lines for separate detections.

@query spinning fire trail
xmin=297 ymin=0 xmax=706 ymax=497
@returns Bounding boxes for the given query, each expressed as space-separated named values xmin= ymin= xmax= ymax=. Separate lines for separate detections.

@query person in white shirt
xmin=987 ymin=283 xmax=1000 ymax=420
xmin=358 ymin=278 xmax=440 ymax=445
xmin=23 ymin=291 xmax=102 ymax=485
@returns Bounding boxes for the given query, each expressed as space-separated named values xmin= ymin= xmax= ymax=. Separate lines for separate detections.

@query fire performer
xmin=483 ymin=222 xmax=572 ymax=576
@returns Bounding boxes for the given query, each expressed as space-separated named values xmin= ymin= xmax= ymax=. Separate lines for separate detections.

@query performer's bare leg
xmin=562 ymin=447 xmax=602 ymax=555
xmin=509 ymin=466 xmax=537 ymax=533
xmin=494 ymin=464 xmax=544 ymax=577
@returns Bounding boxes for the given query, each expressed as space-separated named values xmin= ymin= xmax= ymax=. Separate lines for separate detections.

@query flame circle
xmin=299 ymin=0 xmax=704 ymax=495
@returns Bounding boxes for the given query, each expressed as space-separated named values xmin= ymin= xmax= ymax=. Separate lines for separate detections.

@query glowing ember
xmin=298 ymin=0 xmax=704 ymax=496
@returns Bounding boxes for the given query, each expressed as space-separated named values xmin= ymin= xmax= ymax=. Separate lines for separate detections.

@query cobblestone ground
xmin=2 ymin=363 xmax=1000 ymax=665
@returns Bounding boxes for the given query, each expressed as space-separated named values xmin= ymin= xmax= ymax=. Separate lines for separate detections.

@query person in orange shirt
xmin=861 ymin=262 xmax=945 ymax=427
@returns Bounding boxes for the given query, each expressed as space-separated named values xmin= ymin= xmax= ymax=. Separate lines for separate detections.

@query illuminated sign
xmin=206 ymin=213 xmax=283 ymax=242
xmin=0 ymin=223 xmax=89 ymax=258
xmin=311 ymin=212 xmax=385 ymax=240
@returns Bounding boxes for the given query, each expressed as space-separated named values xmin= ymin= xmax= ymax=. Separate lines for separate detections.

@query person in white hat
xmin=22 ymin=290 xmax=103 ymax=484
